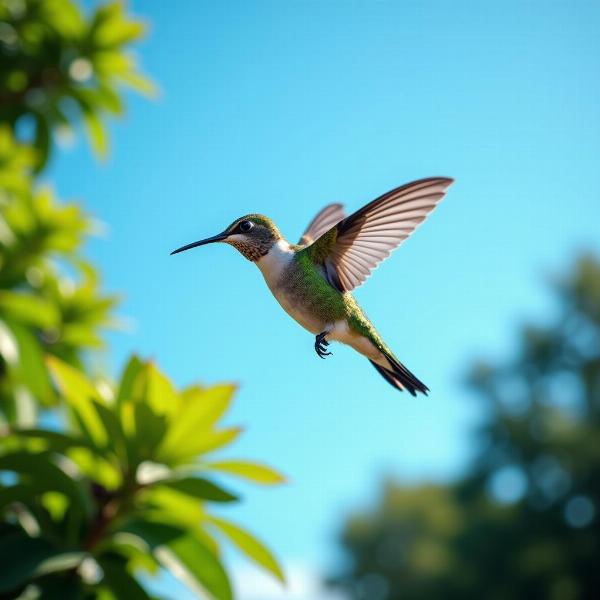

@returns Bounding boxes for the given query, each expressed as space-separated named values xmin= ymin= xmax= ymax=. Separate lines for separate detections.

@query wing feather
xmin=298 ymin=203 xmax=345 ymax=246
xmin=307 ymin=177 xmax=454 ymax=292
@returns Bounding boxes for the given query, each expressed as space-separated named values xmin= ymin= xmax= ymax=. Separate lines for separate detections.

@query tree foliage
xmin=330 ymin=254 xmax=600 ymax=600
xmin=0 ymin=127 xmax=116 ymax=422
xmin=1 ymin=356 xmax=284 ymax=599
xmin=0 ymin=0 xmax=154 ymax=168
xmin=1 ymin=1 xmax=285 ymax=598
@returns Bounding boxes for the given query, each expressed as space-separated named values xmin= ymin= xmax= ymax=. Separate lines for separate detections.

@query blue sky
xmin=48 ymin=1 xmax=600 ymax=597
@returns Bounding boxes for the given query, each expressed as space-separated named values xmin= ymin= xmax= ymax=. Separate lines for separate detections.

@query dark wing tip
xmin=435 ymin=176 xmax=455 ymax=188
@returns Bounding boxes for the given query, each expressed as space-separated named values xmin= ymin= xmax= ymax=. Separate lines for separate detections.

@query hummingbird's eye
xmin=239 ymin=220 xmax=253 ymax=233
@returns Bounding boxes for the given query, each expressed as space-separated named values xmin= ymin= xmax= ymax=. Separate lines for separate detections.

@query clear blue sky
xmin=49 ymin=1 xmax=600 ymax=596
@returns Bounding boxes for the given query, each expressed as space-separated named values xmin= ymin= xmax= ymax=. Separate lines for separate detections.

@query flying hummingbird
xmin=172 ymin=177 xmax=454 ymax=395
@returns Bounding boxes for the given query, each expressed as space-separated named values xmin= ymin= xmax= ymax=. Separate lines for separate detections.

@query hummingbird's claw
xmin=315 ymin=332 xmax=332 ymax=359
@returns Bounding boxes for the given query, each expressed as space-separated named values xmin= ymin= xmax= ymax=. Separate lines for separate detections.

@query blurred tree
xmin=0 ymin=127 xmax=117 ymax=423
xmin=0 ymin=0 xmax=154 ymax=169
xmin=329 ymin=254 xmax=600 ymax=600
xmin=1 ymin=1 xmax=285 ymax=598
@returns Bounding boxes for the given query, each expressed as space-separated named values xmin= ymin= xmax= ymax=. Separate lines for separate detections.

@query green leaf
xmin=101 ymin=532 xmax=160 ymax=575
xmin=0 ymin=451 xmax=92 ymax=518
xmin=139 ymin=487 xmax=206 ymax=529
xmin=157 ymin=533 xmax=232 ymax=600
xmin=205 ymin=460 xmax=286 ymax=486
xmin=0 ymin=528 xmax=87 ymax=593
xmin=97 ymin=84 xmax=124 ymax=115
xmin=90 ymin=2 xmax=146 ymax=47
xmin=162 ymin=385 xmax=239 ymax=457
xmin=11 ymin=428 xmax=101 ymax=455
xmin=0 ymin=291 xmax=58 ymax=328
xmin=122 ymin=519 xmax=185 ymax=549
xmin=92 ymin=401 xmax=129 ymax=466
xmin=82 ymin=110 xmax=108 ymax=159
xmin=180 ymin=384 xmax=236 ymax=428
xmin=116 ymin=355 xmax=144 ymax=405
xmin=120 ymin=519 xmax=231 ymax=597
xmin=46 ymin=356 xmax=107 ymax=446
xmin=4 ymin=319 xmax=54 ymax=405
xmin=208 ymin=516 xmax=285 ymax=584
xmin=159 ymin=477 xmax=238 ymax=503
xmin=158 ymin=427 xmax=242 ymax=463
xmin=99 ymin=555 xmax=152 ymax=600
xmin=118 ymin=71 xmax=158 ymax=98
xmin=133 ymin=402 xmax=167 ymax=462
xmin=144 ymin=362 xmax=180 ymax=416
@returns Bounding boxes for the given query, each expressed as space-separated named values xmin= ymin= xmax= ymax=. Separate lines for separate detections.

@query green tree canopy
xmin=330 ymin=254 xmax=600 ymax=600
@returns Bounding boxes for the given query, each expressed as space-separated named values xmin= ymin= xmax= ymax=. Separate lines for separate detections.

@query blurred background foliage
xmin=0 ymin=126 xmax=116 ymax=422
xmin=329 ymin=254 xmax=600 ymax=600
xmin=0 ymin=0 xmax=155 ymax=169
xmin=0 ymin=1 xmax=284 ymax=598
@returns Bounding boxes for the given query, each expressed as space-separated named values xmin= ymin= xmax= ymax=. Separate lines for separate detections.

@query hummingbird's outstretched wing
xmin=306 ymin=177 xmax=454 ymax=292
xmin=298 ymin=203 xmax=346 ymax=246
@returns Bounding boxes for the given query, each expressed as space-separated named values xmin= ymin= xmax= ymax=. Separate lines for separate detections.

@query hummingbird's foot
xmin=315 ymin=331 xmax=332 ymax=359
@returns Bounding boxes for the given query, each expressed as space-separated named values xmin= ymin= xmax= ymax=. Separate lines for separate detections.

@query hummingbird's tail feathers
xmin=369 ymin=354 xmax=429 ymax=396
xmin=369 ymin=360 xmax=407 ymax=392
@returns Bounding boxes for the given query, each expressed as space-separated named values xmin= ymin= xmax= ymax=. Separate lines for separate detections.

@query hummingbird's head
xmin=171 ymin=214 xmax=283 ymax=262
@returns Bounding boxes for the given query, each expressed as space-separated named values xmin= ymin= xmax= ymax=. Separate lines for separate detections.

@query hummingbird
xmin=172 ymin=177 xmax=454 ymax=396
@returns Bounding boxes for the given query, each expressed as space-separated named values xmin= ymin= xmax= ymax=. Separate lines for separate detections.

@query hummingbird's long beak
xmin=170 ymin=232 xmax=229 ymax=255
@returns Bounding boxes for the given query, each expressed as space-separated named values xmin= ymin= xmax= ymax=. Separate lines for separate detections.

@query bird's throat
xmin=256 ymin=239 xmax=295 ymax=288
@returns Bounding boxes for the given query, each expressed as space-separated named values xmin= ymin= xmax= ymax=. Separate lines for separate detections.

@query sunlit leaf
xmin=144 ymin=362 xmax=179 ymax=417
xmin=140 ymin=487 xmax=206 ymax=529
xmin=159 ymin=477 xmax=238 ymax=503
xmin=117 ymin=72 xmax=158 ymax=98
xmin=101 ymin=532 xmax=160 ymax=575
xmin=116 ymin=355 xmax=144 ymax=405
xmin=4 ymin=319 xmax=54 ymax=405
xmin=97 ymin=84 xmax=124 ymax=115
xmin=158 ymin=383 xmax=238 ymax=460
xmin=205 ymin=460 xmax=286 ymax=486
xmin=82 ymin=110 xmax=108 ymax=159
xmin=208 ymin=516 xmax=285 ymax=584
xmin=46 ymin=356 xmax=107 ymax=446
xmin=158 ymin=427 xmax=242 ymax=464
xmin=179 ymin=384 xmax=237 ymax=429
xmin=68 ymin=447 xmax=122 ymax=491
xmin=0 ymin=291 xmax=58 ymax=328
